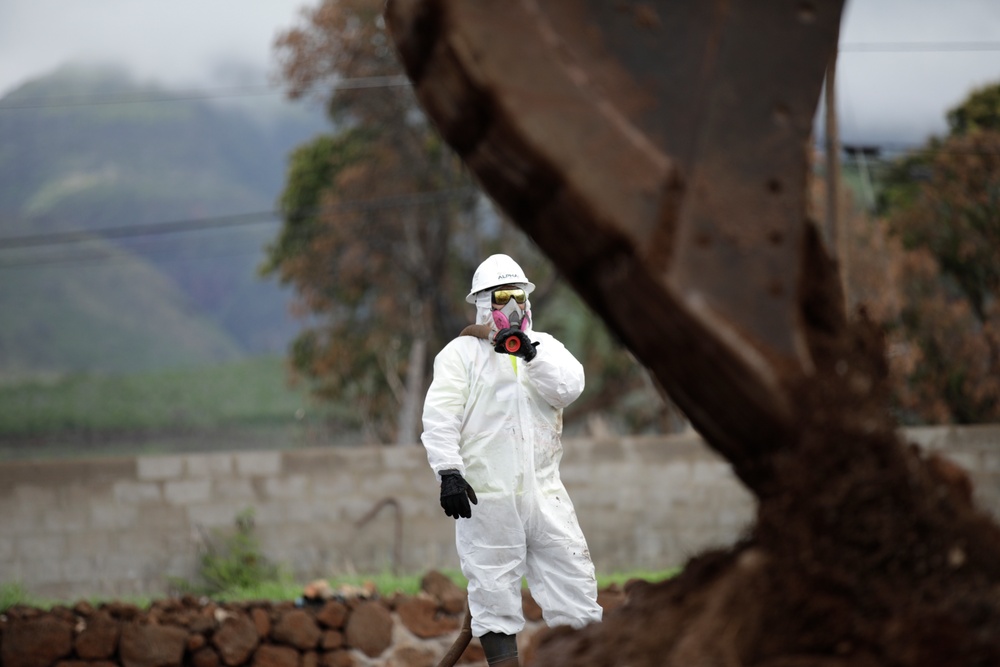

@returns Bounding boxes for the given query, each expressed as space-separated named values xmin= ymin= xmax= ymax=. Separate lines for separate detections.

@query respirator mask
xmin=490 ymin=287 xmax=530 ymax=331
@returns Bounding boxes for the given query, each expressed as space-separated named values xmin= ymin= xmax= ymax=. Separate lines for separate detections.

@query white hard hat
xmin=466 ymin=254 xmax=536 ymax=303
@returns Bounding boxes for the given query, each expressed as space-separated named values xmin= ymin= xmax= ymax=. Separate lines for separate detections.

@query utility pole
xmin=824 ymin=50 xmax=848 ymax=309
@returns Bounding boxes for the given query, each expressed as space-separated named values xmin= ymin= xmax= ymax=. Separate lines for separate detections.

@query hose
xmin=436 ymin=606 xmax=473 ymax=667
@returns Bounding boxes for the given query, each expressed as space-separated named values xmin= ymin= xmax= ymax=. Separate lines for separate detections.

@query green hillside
xmin=0 ymin=65 xmax=279 ymax=220
xmin=0 ymin=64 xmax=326 ymax=376
xmin=0 ymin=356 xmax=356 ymax=459
xmin=0 ymin=240 xmax=242 ymax=377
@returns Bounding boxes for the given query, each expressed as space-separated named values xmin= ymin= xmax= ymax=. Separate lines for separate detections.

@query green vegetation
xmin=166 ymin=507 xmax=678 ymax=603
xmin=0 ymin=580 xmax=149 ymax=613
xmin=204 ymin=568 xmax=679 ymax=604
xmin=207 ymin=570 xmax=469 ymax=603
xmin=597 ymin=568 xmax=680 ymax=588
xmin=0 ymin=582 xmax=32 ymax=611
xmin=0 ymin=357 xmax=301 ymax=433
xmin=171 ymin=508 xmax=285 ymax=597
xmin=2 ymin=568 xmax=679 ymax=611
xmin=0 ymin=247 xmax=244 ymax=377
xmin=874 ymin=81 xmax=1000 ymax=424
xmin=4 ymin=506 xmax=678 ymax=608
xmin=0 ymin=357 xmax=356 ymax=458
xmin=0 ymin=65 xmax=325 ymax=377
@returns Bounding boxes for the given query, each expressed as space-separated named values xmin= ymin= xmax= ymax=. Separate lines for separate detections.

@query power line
xmin=1 ymin=134 xmax=995 ymax=253
xmin=0 ymin=211 xmax=278 ymax=249
xmin=1 ymin=41 xmax=997 ymax=111
xmin=0 ymin=243 xmax=271 ymax=271
xmin=812 ymin=139 xmax=1000 ymax=158
xmin=0 ymin=75 xmax=411 ymax=111
xmin=0 ymin=85 xmax=280 ymax=110
xmin=839 ymin=41 xmax=1000 ymax=53
xmin=0 ymin=187 xmax=476 ymax=252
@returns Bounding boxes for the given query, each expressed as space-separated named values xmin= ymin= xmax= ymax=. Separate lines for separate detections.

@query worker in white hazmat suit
xmin=421 ymin=254 xmax=603 ymax=667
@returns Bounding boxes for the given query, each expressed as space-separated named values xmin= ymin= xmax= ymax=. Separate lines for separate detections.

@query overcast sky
xmin=0 ymin=0 xmax=999 ymax=149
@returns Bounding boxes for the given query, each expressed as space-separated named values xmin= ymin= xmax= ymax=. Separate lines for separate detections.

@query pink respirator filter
xmin=492 ymin=304 xmax=529 ymax=331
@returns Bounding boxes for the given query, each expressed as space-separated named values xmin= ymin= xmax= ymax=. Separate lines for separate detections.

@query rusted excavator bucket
xmin=386 ymin=0 xmax=845 ymax=492
xmin=387 ymin=5 xmax=1000 ymax=664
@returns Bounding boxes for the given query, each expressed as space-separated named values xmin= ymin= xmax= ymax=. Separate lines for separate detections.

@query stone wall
xmin=1 ymin=426 xmax=997 ymax=600
xmin=0 ymin=571 xmax=584 ymax=667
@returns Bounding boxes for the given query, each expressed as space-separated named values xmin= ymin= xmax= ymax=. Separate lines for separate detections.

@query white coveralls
xmin=421 ymin=297 xmax=603 ymax=637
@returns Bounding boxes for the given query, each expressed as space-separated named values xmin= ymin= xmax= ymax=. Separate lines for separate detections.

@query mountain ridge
xmin=0 ymin=64 xmax=327 ymax=376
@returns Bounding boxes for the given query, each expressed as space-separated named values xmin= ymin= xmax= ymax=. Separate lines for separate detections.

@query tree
xmin=265 ymin=0 xmax=685 ymax=443
xmin=877 ymin=83 xmax=1000 ymax=423
xmin=947 ymin=83 xmax=1000 ymax=135
xmin=264 ymin=0 xmax=483 ymax=443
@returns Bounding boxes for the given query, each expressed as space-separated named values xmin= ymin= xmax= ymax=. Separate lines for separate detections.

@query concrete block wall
xmin=0 ymin=426 xmax=997 ymax=600
xmin=561 ymin=433 xmax=757 ymax=573
xmin=0 ymin=447 xmax=446 ymax=600
xmin=904 ymin=424 xmax=1000 ymax=514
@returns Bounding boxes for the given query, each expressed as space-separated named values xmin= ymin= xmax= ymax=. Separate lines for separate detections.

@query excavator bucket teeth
xmin=386 ymin=0 xmax=846 ymax=489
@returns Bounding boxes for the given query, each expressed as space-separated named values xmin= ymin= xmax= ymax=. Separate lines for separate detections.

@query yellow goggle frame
xmin=491 ymin=288 xmax=526 ymax=305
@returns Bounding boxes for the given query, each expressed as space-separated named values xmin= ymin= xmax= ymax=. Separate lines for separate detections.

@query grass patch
xmin=0 ymin=357 xmax=367 ymax=459
xmin=0 ymin=356 xmax=329 ymax=437
xmin=3 ymin=568 xmax=679 ymax=610
xmin=208 ymin=570 xmax=471 ymax=603
xmin=206 ymin=567 xmax=679 ymax=603
xmin=0 ymin=584 xmax=152 ymax=612
xmin=0 ymin=582 xmax=32 ymax=611
xmin=597 ymin=568 xmax=681 ymax=588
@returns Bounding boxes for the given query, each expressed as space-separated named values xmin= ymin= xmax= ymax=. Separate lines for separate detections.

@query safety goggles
xmin=491 ymin=287 xmax=526 ymax=306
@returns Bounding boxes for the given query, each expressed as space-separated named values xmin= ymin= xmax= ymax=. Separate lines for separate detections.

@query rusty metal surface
xmin=386 ymin=0 xmax=846 ymax=491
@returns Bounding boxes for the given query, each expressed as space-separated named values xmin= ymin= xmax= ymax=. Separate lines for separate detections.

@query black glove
xmin=439 ymin=470 xmax=478 ymax=519
xmin=493 ymin=328 xmax=539 ymax=362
